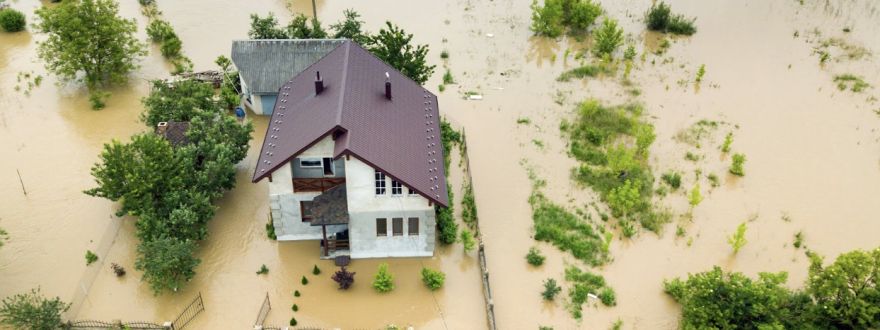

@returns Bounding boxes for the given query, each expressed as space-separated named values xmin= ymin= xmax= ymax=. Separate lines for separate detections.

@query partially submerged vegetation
xmin=565 ymin=266 xmax=616 ymax=319
xmin=0 ymin=6 xmax=25 ymax=32
xmin=665 ymin=247 xmax=880 ymax=329
xmin=437 ymin=119 xmax=461 ymax=245
xmin=561 ymin=100 xmax=668 ymax=234
xmin=529 ymin=0 xmax=602 ymax=38
xmin=644 ymin=2 xmax=697 ymax=36
xmin=833 ymin=74 xmax=870 ymax=92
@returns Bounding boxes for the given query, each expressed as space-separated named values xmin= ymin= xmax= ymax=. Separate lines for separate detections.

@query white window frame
xmin=391 ymin=180 xmax=403 ymax=196
xmin=375 ymin=171 xmax=386 ymax=195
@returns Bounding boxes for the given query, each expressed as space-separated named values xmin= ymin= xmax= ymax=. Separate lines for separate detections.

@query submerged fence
xmin=65 ymin=292 xmax=204 ymax=330
xmin=460 ymin=128 xmax=497 ymax=330
xmin=254 ymin=293 xmax=271 ymax=328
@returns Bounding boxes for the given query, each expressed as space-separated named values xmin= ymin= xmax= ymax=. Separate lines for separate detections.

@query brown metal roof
xmin=251 ymin=41 xmax=449 ymax=207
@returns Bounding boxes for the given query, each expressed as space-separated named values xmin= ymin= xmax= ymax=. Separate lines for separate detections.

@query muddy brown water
xmin=2 ymin=0 xmax=880 ymax=329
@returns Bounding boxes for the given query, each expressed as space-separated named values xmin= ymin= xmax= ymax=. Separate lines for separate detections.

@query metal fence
xmin=254 ymin=293 xmax=271 ymax=327
xmin=64 ymin=320 xmax=165 ymax=329
xmin=171 ymin=292 xmax=205 ymax=330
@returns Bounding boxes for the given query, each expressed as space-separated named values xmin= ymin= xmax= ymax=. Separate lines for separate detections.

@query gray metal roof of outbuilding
xmin=251 ymin=41 xmax=449 ymax=207
xmin=231 ymin=39 xmax=345 ymax=94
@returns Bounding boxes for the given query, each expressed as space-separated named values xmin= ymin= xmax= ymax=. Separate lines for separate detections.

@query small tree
xmin=332 ymin=267 xmax=356 ymax=290
xmin=688 ymin=183 xmax=703 ymax=208
xmin=541 ymin=278 xmax=561 ymax=301
xmin=567 ymin=0 xmax=602 ymax=32
xmin=85 ymin=250 xmax=98 ymax=265
xmin=526 ymin=247 xmax=545 ymax=266
xmin=372 ymin=263 xmax=395 ymax=293
xmin=421 ymin=267 xmax=445 ymax=291
xmin=592 ymin=18 xmax=624 ymax=59
xmin=730 ymin=153 xmax=746 ymax=176
xmin=530 ymin=0 xmax=564 ymax=37
xmin=248 ymin=13 xmax=287 ymax=39
xmin=135 ymin=237 xmax=201 ymax=294
xmin=369 ymin=22 xmax=435 ymax=85
xmin=0 ymin=8 xmax=26 ymax=32
xmin=312 ymin=265 xmax=321 ymax=275
xmin=35 ymin=0 xmax=146 ymax=90
xmin=460 ymin=229 xmax=476 ymax=252
xmin=141 ymin=79 xmax=218 ymax=127
xmin=0 ymin=288 xmax=70 ymax=330
xmin=286 ymin=14 xmax=327 ymax=39
xmin=727 ymin=222 xmax=747 ymax=254
xmin=331 ymin=9 xmax=371 ymax=45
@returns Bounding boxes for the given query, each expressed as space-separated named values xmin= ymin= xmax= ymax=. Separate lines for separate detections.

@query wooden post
xmin=322 ymin=225 xmax=328 ymax=257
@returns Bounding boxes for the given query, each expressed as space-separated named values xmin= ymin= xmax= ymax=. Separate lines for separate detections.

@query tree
xmin=421 ymin=267 xmax=445 ymax=291
xmin=248 ymin=13 xmax=287 ymax=39
xmin=141 ymin=79 xmax=218 ymax=127
xmin=592 ymin=18 xmax=624 ymax=59
xmin=0 ymin=288 xmax=70 ymax=330
xmin=331 ymin=9 xmax=371 ymax=45
xmin=728 ymin=222 xmax=748 ymax=254
xmin=807 ymin=248 xmax=880 ymax=328
xmin=566 ymin=0 xmax=602 ymax=32
xmin=664 ymin=267 xmax=811 ymax=329
xmin=0 ymin=8 xmax=26 ymax=32
xmin=530 ymin=0 xmax=564 ymax=37
xmin=35 ymin=0 xmax=146 ymax=89
xmin=542 ymin=278 xmax=561 ymax=300
xmin=369 ymin=22 xmax=435 ymax=85
xmin=135 ymin=237 xmax=201 ymax=294
xmin=286 ymin=14 xmax=327 ymax=39
xmin=332 ymin=266 xmax=356 ymax=290
xmin=372 ymin=263 xmax=395 ymax=293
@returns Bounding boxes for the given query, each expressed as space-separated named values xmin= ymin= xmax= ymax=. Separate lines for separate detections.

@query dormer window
xmin=375 ymin=171 xmax=386 ymax=195
xmin=391 ymin=180 xmax=402 ymax=195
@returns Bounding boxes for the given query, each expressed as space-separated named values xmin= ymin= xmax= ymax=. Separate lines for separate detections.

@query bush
xmin=421 ymin=267 xmax=445 ymax=291
xmin=661 ymin=172 xmax=681 ymax=189
xmin=160 ymin=36 xmax=183 ymax=58
xmin=526 ymin=247 xmax=545 ymax=266
xmin=0 ymin=288 xmax=70 ymax=330
xmin=645 ymin=2 xmax=696 ymax=35
xmin=598 ymin=287 xmax=616 ymax=306
xmin=730 ymin=153 xmax=746 ymax=176
xmin=436 ymin=204 xmax=458 ymax=245
xmin=291 ymin=304 xmax=298 ymax=312
xmin=0 ymin=8 xmax=26 ymax=32
xmin=542 ymin=278 xmax=561 ymax=301
xmin=332 ymin=267 xmax=356 ymax=290
xmin=88 ymin=90 xmax=110 ymax=110
xmin=256 ymin=264 xmax=268 ymax=275
xmin=372 ymin=263 xmax=394 ymax=293
xmin=293 ymin=290 xmax=300 ymax=297
xmin=530 ymin=0 xmax=564 ymax=37
xmin=460 ymin=229 xmax=476 ymax=252
xmin=312 ymin=265 xmax=321 ymax=275
xmin=727 ymin=222 xmax=747 ymax=254
xmin=566 ymin=0 xmax=602 ymax=32
xmin=688 ymin=183 xmax=702 ymax=208
xmin=721 ymin=132 xmax=733 ymax=153
xmin=592 ymin=18 xmax=624 ymax=59
xmin=85 ymin=250 xmax=98 ymax=265
xmin=301 ymin=275 xmax=308 ymax=285
xmin=289 ymin=317 xmax=297 ymax=326
xmin=146 ymin=20 xmax=176 ymax=42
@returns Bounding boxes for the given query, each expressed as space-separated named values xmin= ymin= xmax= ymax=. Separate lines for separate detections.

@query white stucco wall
xmin=345 ymin=157 xmax=433 ymax=213
xmin=268 ymin=162 xmax=345 ymax=240
xmin=299 ymin=135 xmax=334 ymax=157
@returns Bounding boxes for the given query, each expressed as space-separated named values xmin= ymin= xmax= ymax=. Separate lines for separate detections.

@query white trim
xmin=299 ymin=158 xmax=323 ymax=168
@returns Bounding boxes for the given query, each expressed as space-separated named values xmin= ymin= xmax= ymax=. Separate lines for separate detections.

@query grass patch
xmin=730 ymin=153 xmax=746 ymax=176
xmin=565 ymin=266 xmax=615 ymax=319
xmin=674 ymin=119 xmax=719 ymax=148
xmin=562 ymin=100 xmax=668 ymax=233
xmin=557 ymin=64 xmax=613 ymax=82
xmin=516 ymin=117 xmax=532 ymax=125
xmin=645 ymin=2 xmax=697 ymax=36
xmin=529 ymin=188 xmax=609 ymax=266
xmin=833 ymin=74 xmax=870 ymax=92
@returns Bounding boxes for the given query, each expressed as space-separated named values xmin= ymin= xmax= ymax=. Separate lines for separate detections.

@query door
xmin=322 ymin=157 xmax=334 ymax=176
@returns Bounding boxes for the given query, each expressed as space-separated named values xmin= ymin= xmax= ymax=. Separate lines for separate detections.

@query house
xmin=251 ymin=40 xmax=449 ymax=259
xmin=231 ymin=39 xmax=345 ymax=115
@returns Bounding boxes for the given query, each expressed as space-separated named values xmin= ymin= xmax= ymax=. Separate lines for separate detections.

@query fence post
xmin=163 ymin=321 xmax=173 ymax=330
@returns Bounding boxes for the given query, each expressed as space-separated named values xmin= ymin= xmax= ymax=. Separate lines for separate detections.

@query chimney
xmin=384 ymin=72 xmax=392 ymax=100
xmin=314 ymin=71 xmax=324 ymax=95
xmin=157 ymin=122 xmax=168 ymax=136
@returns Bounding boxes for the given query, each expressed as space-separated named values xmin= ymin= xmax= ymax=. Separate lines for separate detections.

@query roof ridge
xmin=335 ymin=41 xmax=351 ymax=127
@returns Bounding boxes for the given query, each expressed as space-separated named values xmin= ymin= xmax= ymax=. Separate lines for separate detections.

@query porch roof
xmin=310 ymin=184 xmax=349 ymax=226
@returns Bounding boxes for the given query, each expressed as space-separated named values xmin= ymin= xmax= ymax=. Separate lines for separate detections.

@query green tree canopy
xmin=331 ymin=9 xmax=371 ymax=45
xmin=0 ymin=288 xmax=70 ymax=330
xmin=807 ymin=248 xmax=880 ymax=329
xmin=141 ymin=79 xmax=217 ymax=127
xmin=35 ymin=0 xmax=146 ymax=89
xmin=286 ymin=13 xmax=327 ymax=39
xmin=135 ymin=237 xmax=201 ymax=294
xmin=369 ymin=22 xmax=435 ymax=85
xmin=247 ymin=13 xmax=287 ymax=39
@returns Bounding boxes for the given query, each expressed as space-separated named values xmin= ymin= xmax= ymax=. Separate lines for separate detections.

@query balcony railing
xmin=292 ymin=177 xmax=346 ymax=192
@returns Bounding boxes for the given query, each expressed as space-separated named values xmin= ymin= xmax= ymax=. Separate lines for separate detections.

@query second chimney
xmin=384 ymin=72 xmax=392 ymax=100
xmin=315 ymin=71 xmax=324 ymax=95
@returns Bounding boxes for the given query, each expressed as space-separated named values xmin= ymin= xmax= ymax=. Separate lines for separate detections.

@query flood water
xmin=2 ymin=0 xmax=880 ymax=329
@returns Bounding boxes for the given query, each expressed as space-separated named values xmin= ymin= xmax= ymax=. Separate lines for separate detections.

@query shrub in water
xmin=160 ymin=36 xmax=182 ymax=59
xmin=293 ymin=290 xmax=300 ymax=297
xmin=460 ymin=229 xmax=476 ymax=252
xmin=0 ymin=8 xmax=26 ymax=32
xmin=146 ymin=20 xmax=176 ymax=42
xmin=645 ymin=2 xmax=696 ymax=35
xmin=728 ymin=222 xmax=747 ymax=254
xmin=599 ymin=287 xmax=617 ymax=306
xmin=85 ymin=250 xmax=98 ymax=266
xmin=301 ymin=275 xmax=308 ymax=285
xmin=421 ymin=267 xmax=445 ymax=291
xmin=542 ymin=278 xmax=561 ymax=301
xmin=530 ymin=0 xmax=564 ymax=37
xmin=661 ymin=172 xmax=681 ymax=189
xmin=88 ymin=91 xmax=110 ymax=110
xmin=526 ymin=247 xmax=545 ymax=266
xmin=592 ymin=18 xmax=624 ymax=58
xmin=291 ymin=304 xmax=298 ymax=312
xmin=332 ymin=266 xmax=356 ymax=290
xmin=730 ymin=153 xmax=746 ymax=176
xmin=256 ymin=264 xmax=268 ymax=275
xmin=312 ymin=265 xmax=321 ymax=275
xmin=566 ymin=0 xmax=602 ymax=32
xmin=372 ymin=263 xmax=394 ymax=293
xmin=289 ymin=317 xmax=297 ymax=326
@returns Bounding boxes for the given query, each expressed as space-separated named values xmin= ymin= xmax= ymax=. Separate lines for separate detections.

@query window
xmin=376 ymin=218 xmax=387 ymax=237
xmin=391 ymin=180 xmax=402 ymax=195
xmin=300 ymin=158 xmax=322 ymax=168
xmin=300 ymin=201 xmax=314 ymax=222
xmin=408 ymin=217 xmax=419 ymax=235
xmin=322 ymin=158 xmax=334 ymax=176
xmin=392 ymin=218 xmax=403 ymax=236
xmin=375 ymin=171 xmax=386 ymax=195
xmin=408 ymin=187 xmax=417 ymax=195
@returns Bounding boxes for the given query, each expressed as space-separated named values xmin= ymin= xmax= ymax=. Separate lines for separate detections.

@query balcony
xmin=292 ymin=177 xmax=346 ymax=192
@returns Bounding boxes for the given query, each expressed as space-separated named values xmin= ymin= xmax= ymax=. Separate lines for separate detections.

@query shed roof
xmin=310 ymin=184 xmax=350 ymax=226
xmin=231 ymin=39 xmax=345 ymax=94
xmin=251 ymin=41 xmax=449 ymax=207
